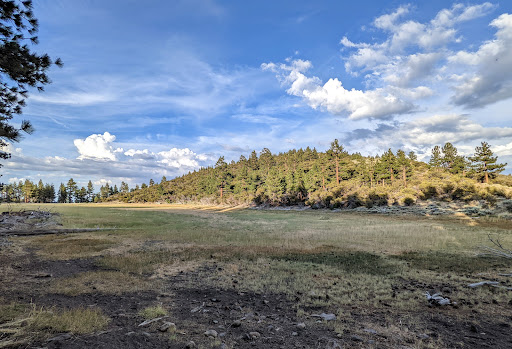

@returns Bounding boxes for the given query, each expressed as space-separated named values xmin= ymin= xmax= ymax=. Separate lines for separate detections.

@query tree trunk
xmin=390 ymin=168 xmax=394 ymax=183
xmin=220 ymin=185 xmax=223 ymax=200
xmin=484 ymin=162 xmax=489 ymax=183
xmin=402 ymin=167 xmax=407 ymax=187
xmin=335 ymin=157 xmax=339 ymax=185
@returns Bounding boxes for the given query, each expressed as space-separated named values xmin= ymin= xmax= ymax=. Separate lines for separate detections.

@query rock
xmin=159 ymin=322 xmax=176 ymax=332
xmin=296 ymin=322 xmax=306 ymax=330
xmin=351 ymin=335 xmax=364 ymax=342
xmin=204 ymin=329 xmax=218 ymax=338
xmin=219 ymin=332 xmax=226 ymax=337
xmin=232 ymin=320 xmax=242 ymax=327
xmin=364 ymin=328 xmax=377 ymax=334
xmin=468 ymin=281 xmax=500 ymax=288
xmin=47 ymin=333 xmax=72 ymax=342
xmin=185 ymin=341 xmax=197 ymax=348
xmin=248 ymin=331 xmax=261 ymax=339
xmin=138 ymin=316 xmax=167 ymax=327
xmin=292 ymin=331 xmax=298 ymax=336
xmin=325 ymin=339 xmax=343 ymax=349
xmin=418 ymin=333 xmax=429 ymax=339
xmin=425 ymin=292 xmax=451 ymax=306
xmin=311 ymin=313 xmax=336 ymax=321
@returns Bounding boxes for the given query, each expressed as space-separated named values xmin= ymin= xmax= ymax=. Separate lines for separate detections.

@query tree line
xmin=108 ymin=140 xmax=508 ymax=206
xmin=0 ymin=178 xmax=155 ymax=203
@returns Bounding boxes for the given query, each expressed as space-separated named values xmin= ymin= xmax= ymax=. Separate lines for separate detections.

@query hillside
xmin=107 ymin=141 xmax=512 ymax=212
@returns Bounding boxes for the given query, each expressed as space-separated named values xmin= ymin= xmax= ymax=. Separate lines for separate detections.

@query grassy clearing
xmin=2 ymin=203 xmax=512 ymax=347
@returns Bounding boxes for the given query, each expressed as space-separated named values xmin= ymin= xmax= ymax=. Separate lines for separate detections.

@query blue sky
xmin=3 ymin=0 xmax=512 ymax=188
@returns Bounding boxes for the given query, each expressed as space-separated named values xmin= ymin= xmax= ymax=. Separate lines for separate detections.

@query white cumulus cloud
xmin=74 ymin=132 xmax=120 ymax=161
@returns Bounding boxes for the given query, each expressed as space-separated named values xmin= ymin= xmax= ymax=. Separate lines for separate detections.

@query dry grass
xmin=138 ymin=305 xmax=167 ymax=320
xmin=2 ymin=202 xmax=511 ymax=348
xmin=30 ymin=234 xmax=115 ymax=260
xmin=0 ymin=304 xmax=109 ymax=348
xmin=50 ymin=271 xmax=154 ymax=295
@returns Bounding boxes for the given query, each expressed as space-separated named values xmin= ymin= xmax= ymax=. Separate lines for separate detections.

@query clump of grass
xmin=393 ymin=251 xmax=507 ymax=273
xmin=99 ymin=249 xmax=178 ymax=274
xmin=27 ymin=305 xmax=110 ymax=334
xmin=31 ymin=235 xmax=114 ymax=260
xmin=138 ymin=305 xmax=167 ymax=320
xmin=0 ymin=302 xmax=28 ymax=323
xmin=50 ymin=271 xmax=153 ymax=295
xmin=0 ymin=304 xmax=109 ymax=347
xmin=270 ymin=251 xmax=399 ymax=275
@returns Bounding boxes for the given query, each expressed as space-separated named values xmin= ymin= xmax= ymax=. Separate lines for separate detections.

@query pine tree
xmin=57 ymin=183 xmax=67 ymax=203
xmin=468 ymin=142 xmax=507 ymax=183
xmin=0 ymin=0 xmax=62 ymax=167
xmin=66 ymin=178 xmax=77 ymax=203
xmin=396 ymin=150 xmax=411 ymax=187
xmin=86 ymin=180 xmax=94 ymax=202
xmin=429 ymin=146 xmax=442 ymax=169
xmin=328 ymin=139 xmax=345 ymax=185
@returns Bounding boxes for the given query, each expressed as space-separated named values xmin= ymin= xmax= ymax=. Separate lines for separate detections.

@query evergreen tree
xmin=120 ymin=181 xmax=129 ymax=193
xmin=429 ymin=146 xmax=442 ymax=169
xmin=57 ymin=183 xmax=67 ymax=203
xmin=66 ymin=178 xmax=77 ymax=203
xmin=328 ymin=139 xmax=345 ymax=185
xmin=0 ymin=0 xmax=62 ymax=167
xmin=468 ymin=142 xmax=507 ymax=183
xmin=86 ymin=180 xmax=94 ymax=202
xmin=396 ymin=150 xmax=411 ymax=187
xmin=149 ymin=179 xmax=155 ymax=186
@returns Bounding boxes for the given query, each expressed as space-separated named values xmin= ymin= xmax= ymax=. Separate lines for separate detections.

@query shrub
xmin=403 ymin=196 xmax=415 ymax=206
xmin=419 ymin=184 xmax=438 ymax=200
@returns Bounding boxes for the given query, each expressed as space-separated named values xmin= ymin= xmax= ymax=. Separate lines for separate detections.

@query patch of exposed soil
xmin=2 ymin=242 xmax=512 ymax=348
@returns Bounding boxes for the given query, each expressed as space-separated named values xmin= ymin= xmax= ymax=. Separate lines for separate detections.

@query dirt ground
xmin=1 ymin=209 xmax=512 ymax=348
xmin=0 ymin=247 xmax=511 ymax=349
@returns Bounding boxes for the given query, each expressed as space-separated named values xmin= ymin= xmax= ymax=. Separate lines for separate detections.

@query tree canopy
xmin=0 ymin=0 xmax=62 ymax=168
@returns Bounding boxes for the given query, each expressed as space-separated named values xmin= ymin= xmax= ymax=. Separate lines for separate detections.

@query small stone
xmin=292 ymin=331 xmax=298 ymax=336
xmin=159 ymin=322 xmax=176 ymax=332
xmin=219 ymin=332 xmax=226 ymax=337
xmin=418 ymin=333 xmax=429 ymax=339
xmin=126 ymin=331 xmax=135 ymax=336
xmin=185 ymin=341 xmax=197 ymax=349
xmin=213 ymin=320 xmax=219 ymax=324
xmin=47 ymin=333 xmax=72 ymax=342
xmin=350 ymin=335 xmax=364 ymax=342
xmin=296 ymin=322 xmax=306 ymax=330
xmin=263 ymin=300 xmax=269 ymax=304
xmin=364 ymin=328 xmax=377 ymax=334
xmin=204 ymin=329 xmax=218 ymax=338
xmin=232 ymin=320 xmax=242 ymax=327
xmin=312 ymin=313 xmax=336 ymax=321
xmin=249 ymin=331 xmax=261 ymax=339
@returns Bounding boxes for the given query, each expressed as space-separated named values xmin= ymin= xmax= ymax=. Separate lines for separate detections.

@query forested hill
xmin=107 ymin=140 xmax=512 ymax=207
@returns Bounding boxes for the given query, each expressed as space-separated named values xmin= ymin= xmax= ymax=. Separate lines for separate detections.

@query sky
xmin=3 ymin=0 xmax=512 ymax=189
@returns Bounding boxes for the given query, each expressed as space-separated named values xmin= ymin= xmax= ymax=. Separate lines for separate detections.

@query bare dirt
xmin=1 ymin=211 xmax=511 ymax=348
xmin=1 ymin=250 xmax=511 ymax=349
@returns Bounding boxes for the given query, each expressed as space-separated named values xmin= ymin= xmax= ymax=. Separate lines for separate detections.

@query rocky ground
xmin=253 ymin=198 xmax=512 ymax=219
xmin=1 ymin=210 xmax=511 ymax=348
